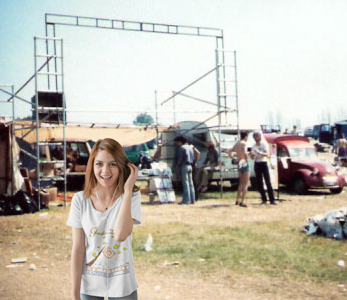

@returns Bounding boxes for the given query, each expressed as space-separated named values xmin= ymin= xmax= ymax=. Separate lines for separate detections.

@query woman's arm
xmin=70 ymin=227 xmax=85 ymax=300
xmin=113 ymin=163 xmax=138 ymax=242
xmin=113 ymin=189 xmax=135 ymax=241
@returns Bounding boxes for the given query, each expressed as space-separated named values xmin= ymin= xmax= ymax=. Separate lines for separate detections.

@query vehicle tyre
xmin=292 ymin=177 xmax=307 ymax=195
xmin=329 ymin=187 xmax=343 ymax=194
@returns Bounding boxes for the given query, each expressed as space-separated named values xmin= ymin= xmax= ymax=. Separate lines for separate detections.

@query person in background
xmin=138 ymin=153 xmax=152 ymax=169
xmin=227 ymin=132 xmax=250 ymax=207
xmin=337 ymin=136 xmax=347 ymax=167
xmin=174 ymin=135 xmax=196 ymax=205
xmin=151 ymin=143 xmax=162 ymax=162
xmin=250 ymin=131 xmax=276 ymax=205
xmin=66 ymin=147 xmax=77 ymax=172
xmin=190 ymin=142 xmax=201 ymax=199
xmin=291 ymin=125 xmax=297 ymax=135
xmin=332 ymin=127 xmax=338 ymax=154
xmin=196 ymin=140 xmax=218 ymax=193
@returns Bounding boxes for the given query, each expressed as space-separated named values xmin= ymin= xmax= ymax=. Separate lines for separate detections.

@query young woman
xmin=66 ymin=138 xmax=141 ymax=300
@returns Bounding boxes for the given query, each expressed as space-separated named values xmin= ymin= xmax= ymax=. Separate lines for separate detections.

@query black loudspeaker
xmin=31 ymin=91 xmax=66 ymax=123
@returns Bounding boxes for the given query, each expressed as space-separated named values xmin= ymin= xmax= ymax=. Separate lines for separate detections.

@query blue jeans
xmin=181 ymin=164 xmax=195 ymax=203
xmin=80 ymin=289 xmax=137 ymax=300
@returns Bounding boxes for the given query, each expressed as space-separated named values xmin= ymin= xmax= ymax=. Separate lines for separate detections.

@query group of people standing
xmin=174 ymin=131 xmax=276 ymax=207
xmin=227 ymin=131 xmax=276 ymax=207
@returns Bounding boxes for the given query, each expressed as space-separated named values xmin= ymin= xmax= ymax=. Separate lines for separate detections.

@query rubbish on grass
xmin=6 ymin=264 xmax=23 ymax=268
xmin=163 ymin=261 xmax=180 ymax=267
xmin=11 ymin=257 xmax=27 ymax=264
xmin=304 ymin=207 xmax=347 ymax=240
xmin=140 ymin=233 xmax=153 ymax=252
xmin=337 ymin=260 xmax=345 ymax=268
xmin=154 ymin=285 xmax=161 ymax=292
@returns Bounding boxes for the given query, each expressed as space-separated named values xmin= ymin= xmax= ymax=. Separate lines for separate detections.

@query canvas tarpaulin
xmin=0 ymin=122 xmax=25 ymax=196
xmin=15 ymin=122 xmax=168 ymax=146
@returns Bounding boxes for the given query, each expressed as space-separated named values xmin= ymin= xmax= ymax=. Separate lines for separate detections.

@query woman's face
xmin=93 ymin=150 xmax=120 ymax=188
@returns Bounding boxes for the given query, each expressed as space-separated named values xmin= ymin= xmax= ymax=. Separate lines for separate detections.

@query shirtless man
xmin=227 ymin=131 xmax=250 ymax=207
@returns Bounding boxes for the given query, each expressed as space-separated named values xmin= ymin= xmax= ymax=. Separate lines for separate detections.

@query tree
xmin=133 ymin=113 xmax=154 ymax=125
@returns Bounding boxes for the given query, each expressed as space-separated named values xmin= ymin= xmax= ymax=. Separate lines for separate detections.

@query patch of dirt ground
xmin=1 ymin=189 xmax=347 ymax=299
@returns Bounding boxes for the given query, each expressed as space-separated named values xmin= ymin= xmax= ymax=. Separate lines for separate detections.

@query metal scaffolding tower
xmin=33 ymin=36 xmax=67 ymax=209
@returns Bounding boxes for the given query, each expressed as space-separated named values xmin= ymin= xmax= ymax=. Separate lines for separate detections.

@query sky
xmin=1 ymin=0 xmax=347 ymax=130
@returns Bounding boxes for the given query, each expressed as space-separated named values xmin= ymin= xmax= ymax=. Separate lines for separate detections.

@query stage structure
xmin=42 ymin=13 xmax=240 ymax=197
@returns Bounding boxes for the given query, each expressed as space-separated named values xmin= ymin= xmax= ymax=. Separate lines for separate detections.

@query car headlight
xmin=312 ymin=168 xmax=319 ymax=176
xmin=323 ymin=175 xmax=338 ymax=185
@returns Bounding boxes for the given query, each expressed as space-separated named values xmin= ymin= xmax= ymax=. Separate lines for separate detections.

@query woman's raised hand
xmin=124 ymin=162 xmax=138 ymax=192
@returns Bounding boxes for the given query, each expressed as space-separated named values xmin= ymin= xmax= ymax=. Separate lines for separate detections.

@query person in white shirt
xmin=250 ymin=131 xmax=276 ymax=205
xmin=66 ymin=138 xmax=141 ymax=300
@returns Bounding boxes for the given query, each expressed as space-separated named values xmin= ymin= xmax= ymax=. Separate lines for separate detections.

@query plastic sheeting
xmin=7 ymin=137 xmax=25 ymax=195
xmin=305 ymin=207 xmax=347 ymax=240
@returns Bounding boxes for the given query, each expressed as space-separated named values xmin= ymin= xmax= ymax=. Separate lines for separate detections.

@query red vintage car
xmin=264 ymin=134 xmax=346 ymax=194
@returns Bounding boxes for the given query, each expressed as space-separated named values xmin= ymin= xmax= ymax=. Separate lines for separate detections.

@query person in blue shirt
xmin=174 ymin=135 xmax=197 ymax=205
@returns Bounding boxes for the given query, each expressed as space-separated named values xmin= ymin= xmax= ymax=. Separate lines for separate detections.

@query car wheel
xmin=292 ymin=177 xmax=307 ymax=195
xmin=330 ymin=187 xmax=343 ymax=194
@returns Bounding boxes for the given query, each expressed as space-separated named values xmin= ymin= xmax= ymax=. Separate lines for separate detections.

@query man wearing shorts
xmin=227 ymin=131 xmax=250 ymax=207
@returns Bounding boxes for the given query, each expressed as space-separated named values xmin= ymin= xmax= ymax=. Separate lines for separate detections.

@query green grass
xmin=133 ymin=221 xmax=347 ymax=283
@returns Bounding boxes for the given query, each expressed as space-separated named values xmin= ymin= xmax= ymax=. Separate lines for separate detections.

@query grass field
xmin=1 ymin=184 xmax=347 ymax=299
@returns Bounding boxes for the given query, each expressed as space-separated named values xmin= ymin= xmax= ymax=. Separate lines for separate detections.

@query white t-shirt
xmin=252 ymin=142 xmax=269 ymax=162
xmin=66 ymin=190 xmax=141 ymax=298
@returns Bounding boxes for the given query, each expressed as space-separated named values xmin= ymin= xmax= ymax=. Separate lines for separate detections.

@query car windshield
xmin=288 ymin=147 xmax=318 ymax=159
xmin=321 ymin=124 xmax=330 ymax=132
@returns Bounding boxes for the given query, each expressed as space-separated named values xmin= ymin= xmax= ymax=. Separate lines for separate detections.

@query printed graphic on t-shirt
xmin=85 ymin=225 xmax=130 ymax=278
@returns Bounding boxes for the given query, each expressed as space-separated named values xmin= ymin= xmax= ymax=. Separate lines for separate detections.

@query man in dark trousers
xmin=250 ymin=131 xmax=276 ymax=205
xmin=174 ymin=135 xmax=198 ymax=205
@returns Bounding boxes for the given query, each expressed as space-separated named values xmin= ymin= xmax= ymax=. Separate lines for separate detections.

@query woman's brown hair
xmin=84 ymin=138 xmax=140 ymax=199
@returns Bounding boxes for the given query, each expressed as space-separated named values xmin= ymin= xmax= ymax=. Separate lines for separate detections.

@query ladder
xmin=215 ymin=38 xmax=240 ymax=198
xmin=33 ymin=36 xmax=67 ymax=210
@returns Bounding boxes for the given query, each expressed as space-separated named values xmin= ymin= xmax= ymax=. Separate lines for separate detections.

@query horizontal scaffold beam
xmin=45 ymin=13 xmax=223 ymax=38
